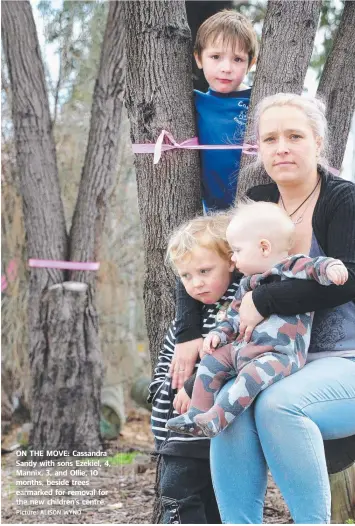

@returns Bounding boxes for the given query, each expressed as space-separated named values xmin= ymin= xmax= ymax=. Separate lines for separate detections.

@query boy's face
xmin=195 ymin=35 xmax=250 ymax=94
xmin=175 ymin=246 xmax=234 ymax=304
xmin=226 ymin=221 xmax=270 ymax=276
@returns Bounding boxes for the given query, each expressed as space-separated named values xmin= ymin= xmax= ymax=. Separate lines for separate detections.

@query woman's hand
xmin=238 ymin=291 xmax=264 ymax=343
xmin=173 ymin=387 xmax=191 ymax=414
xmin=169 ymin=338 xmax=203 ymax=390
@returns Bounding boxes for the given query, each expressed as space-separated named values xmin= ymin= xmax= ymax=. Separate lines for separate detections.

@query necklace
xmin=280 ymin=177 xmax=320 ymax=225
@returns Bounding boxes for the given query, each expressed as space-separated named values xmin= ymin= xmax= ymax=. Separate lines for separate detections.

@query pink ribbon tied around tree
xmin=132 ymin=130 xmax=258 ymax=164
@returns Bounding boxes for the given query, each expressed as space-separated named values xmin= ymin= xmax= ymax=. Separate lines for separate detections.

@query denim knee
xmin=254 ymin=381 xmax=288 ymax=424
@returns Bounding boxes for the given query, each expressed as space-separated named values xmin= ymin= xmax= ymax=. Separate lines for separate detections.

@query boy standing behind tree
xmin=193 ymin=10 xmax=258 ymax=212
xmin=171 ymin=9 xmax=258 ymax=396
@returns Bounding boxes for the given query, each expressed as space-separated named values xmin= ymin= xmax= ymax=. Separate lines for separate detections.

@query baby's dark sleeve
xmin=175 ymin=279 xmax=203 ymax=344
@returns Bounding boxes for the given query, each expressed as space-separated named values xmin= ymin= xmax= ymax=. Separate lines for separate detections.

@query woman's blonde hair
xmin=194 ymin=10 xmax=258 ymax=65
xmin=166 ymin=212 xmax=233 ymax=272
xmin=254 ymin=93 xmax=329 ymax=167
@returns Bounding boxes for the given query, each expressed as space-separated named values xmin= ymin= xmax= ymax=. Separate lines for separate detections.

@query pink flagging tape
xmin=28 ymin=259 xmax=100 ymax=271
xmin=1 ymin=259 xmax=18 ymax=292
xmin=132 ymin=130 xmax=341 ymax=177
xmin=132 ymin=130 xmax=258 ymax=164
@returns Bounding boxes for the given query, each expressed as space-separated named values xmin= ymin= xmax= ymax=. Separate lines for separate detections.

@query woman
xmin=173 ymin=93 xmax=355 ymax=523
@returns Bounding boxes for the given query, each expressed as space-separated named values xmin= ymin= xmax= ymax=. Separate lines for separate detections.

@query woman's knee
xmin=255 ymin=378 xmax=292 ymax=418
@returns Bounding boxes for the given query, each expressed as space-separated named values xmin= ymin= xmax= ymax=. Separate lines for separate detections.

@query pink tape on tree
xmin=28 ymin=259 xmax=100 ymax=271
xmin=1 ymin=259 xmax=18 ymax=292
xmin=132 ymin=130 xmax=258 ymax=164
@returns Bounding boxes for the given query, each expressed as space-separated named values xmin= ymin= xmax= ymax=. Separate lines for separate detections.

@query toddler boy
xmin=149 ymin=213 xmax=238 ymax=523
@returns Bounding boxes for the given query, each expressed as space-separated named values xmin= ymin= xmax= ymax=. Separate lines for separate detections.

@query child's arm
xmin=172 ymin=279 xmax=204 ymax=390
xmin=148 ymin=322 xmax=176 ymax=403
xmin=270 ymin=255 xmax=348 ymax=286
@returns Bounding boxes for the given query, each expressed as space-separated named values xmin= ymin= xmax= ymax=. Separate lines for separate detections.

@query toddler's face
xmin=226 ymin=221 xmax=270 ymax=276
xmin=195 ymin=35 xmax=249 ymax=94
xmin=175 ymin=246 xmax=234 ymax=304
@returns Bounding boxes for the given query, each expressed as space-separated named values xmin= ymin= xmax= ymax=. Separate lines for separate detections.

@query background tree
xmin=124 ymin=0 xmax=202 ymax=373
xmin=1 ymin=0 xmax=125 ymax=453
xmin=316 ymin=1 xmax=355 ymax=170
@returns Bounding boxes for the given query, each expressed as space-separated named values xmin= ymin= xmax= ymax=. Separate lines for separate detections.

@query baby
xmin=166 ymin=201 xmax=348 ymax=438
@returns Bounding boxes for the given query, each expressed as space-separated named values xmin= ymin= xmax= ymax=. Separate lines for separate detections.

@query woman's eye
xmin=200 ymin=269 xmax=210 ymax=274
xmin=181 ymin=273 xmax=189 ymax=279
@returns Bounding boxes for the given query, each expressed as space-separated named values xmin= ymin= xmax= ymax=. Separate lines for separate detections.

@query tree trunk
xmin=2 ymin=0 xmax=125 ymax=454
xmin=237 ymin=0 xmax=321 ymax=199
xmin=124 ymin=0 xmax=202 ymax=373
xmin=330 ymin=463 xmax=355 ymax=523
xmin=69 ymin=0 xmax=126 ymax=283
xmin=317 ymin=1 xmax=355 ymax=171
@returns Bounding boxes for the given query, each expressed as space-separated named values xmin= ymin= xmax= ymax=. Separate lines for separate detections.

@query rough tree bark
xmin=237 ymin=0 xmax=321 ymax=198
xmin=317 ymin=0 xmax=355 ymax=171
xmin=124 ymin=0 xmax=202 ymax=373
xmin=2 ymin=1 xmax=125 ymax=453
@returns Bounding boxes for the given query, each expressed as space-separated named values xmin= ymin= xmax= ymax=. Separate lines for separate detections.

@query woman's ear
xmin=194 ymin=52 xmax=203 ymax=70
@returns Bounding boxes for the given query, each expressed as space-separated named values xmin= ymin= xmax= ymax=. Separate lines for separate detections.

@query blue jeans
xmin=210 ymin=357 xmax=355 ymax=524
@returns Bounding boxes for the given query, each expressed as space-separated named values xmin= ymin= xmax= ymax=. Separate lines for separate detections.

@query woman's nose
xmin=276 ymin=137 xmax=290 ymax=154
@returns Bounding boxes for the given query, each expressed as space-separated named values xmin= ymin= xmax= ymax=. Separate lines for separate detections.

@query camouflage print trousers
xmin=166 ymin=312 xmax=313 ymax=438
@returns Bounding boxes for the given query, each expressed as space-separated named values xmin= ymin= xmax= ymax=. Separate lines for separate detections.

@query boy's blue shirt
xmin=194 ymin=87 xmax=252 ymax=211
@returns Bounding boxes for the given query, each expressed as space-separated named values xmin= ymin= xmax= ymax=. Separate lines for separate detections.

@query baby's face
xmin=175 ymin=246 xmax=234 ymax=304
xmin=226 ymin=221 xmax=270 ymax=276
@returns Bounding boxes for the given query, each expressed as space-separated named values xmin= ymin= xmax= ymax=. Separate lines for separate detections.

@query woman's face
xmin=258 ymin=105 xmax=321 ymax=186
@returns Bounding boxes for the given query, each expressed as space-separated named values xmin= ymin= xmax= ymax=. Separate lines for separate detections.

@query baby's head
xmin=194 ymin=10 xmax=258 ymax=94
xmin=226 ymin=201 xmax=295 ymax=276
xmin=167 ymin=213 xmax=234 ymax=304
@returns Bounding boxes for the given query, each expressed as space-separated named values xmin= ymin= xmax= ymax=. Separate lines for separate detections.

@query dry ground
xmin=1 ymin=410 xmax=291 ymax=524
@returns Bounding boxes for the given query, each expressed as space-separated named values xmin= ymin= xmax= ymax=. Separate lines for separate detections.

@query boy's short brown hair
xmin=166 ymin=213 xmax=233 ymax=273
xmin=194 ymin=10 xmax=258 ymax=65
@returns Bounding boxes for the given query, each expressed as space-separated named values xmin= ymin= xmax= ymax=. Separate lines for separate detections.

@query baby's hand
xmin=203 ymin=333 xmax=221 ymax=355
xmin=173 ymin=387 xmax=191 ymax=414
xmin=326 ymin=261 xmax=348 ymax=285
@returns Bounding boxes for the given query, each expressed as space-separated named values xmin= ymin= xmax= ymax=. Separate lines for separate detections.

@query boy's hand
xmin=326 ymin=261 xmax=348 ymax=285
xmin=203 ymin=333 xmax=221 ymax=355
xmin=173 ymin=387 xmax=191 ymax=414
xmin=170 ymin=338 xmax=203 ymax=390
